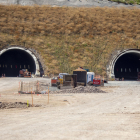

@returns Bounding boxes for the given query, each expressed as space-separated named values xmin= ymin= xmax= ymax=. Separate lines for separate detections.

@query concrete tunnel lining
xmin=108 ymin=49 xmax=140 ymax=80
xmin=0 ymin=47 xmax=40 ymax=77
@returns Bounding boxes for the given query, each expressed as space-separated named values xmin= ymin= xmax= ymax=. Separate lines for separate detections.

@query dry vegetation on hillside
xmin=0 ymin=5 xmax=140 ymax=75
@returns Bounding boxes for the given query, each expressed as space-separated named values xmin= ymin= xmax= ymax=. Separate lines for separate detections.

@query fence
xmin=18 ymin=81 xmax=49 ymax=94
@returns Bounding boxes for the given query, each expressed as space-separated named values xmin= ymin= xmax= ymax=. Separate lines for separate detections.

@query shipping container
xmin=73 ymin=68 xmax=87 ymax=86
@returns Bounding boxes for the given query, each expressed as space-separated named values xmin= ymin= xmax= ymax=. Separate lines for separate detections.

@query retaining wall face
xmin=0 ymin=0 xmax=33 ymax=5
xmin=106 ymin=50 xmax=120 ymax=79
xmin=0 ymin=0 xmax=71 ymax=5
xmin=1 ymin=0 xmax=140 ymax=8
xmin=29 ymin=48 xmax=47 ymax=76
xmin=106 ymin=49 xmax=128 ymax=79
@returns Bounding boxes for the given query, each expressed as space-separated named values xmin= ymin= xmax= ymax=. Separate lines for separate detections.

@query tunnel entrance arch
xmin=107 ymin=49 xmax=140 ymax=80
xmin=0 ymin=46 xmax=40 ymax=77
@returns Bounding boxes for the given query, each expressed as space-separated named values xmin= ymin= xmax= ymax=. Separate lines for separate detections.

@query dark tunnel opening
xmin=114 ymin=52 xmax=140 ymax=80
xmin=0 ymin=49 xmax=36 ymax=77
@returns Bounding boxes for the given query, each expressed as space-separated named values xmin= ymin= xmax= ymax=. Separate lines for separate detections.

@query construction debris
xmin=50 ymin=86 xmax=106 ymax=94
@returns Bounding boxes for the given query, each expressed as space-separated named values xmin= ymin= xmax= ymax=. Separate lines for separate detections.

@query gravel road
xmin=0 ymin=0 xmax=140 ymax=8
xmin=0 ymin=78 xmax=140 ymax=139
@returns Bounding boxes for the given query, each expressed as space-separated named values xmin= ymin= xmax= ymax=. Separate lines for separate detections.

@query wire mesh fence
xmin=18 ymin=81 xmax=50 ymax=94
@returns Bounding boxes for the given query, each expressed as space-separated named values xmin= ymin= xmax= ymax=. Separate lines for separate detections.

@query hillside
xmin=0 ymin=5 xmax=140 ymax=75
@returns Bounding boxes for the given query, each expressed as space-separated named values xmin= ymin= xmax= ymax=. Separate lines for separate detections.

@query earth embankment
xmin=0 ymin=5 xmax=140 ymax=75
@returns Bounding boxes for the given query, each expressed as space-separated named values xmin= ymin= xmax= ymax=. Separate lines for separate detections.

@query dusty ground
xmin=0 ymin=78 xmax=140 ymax=140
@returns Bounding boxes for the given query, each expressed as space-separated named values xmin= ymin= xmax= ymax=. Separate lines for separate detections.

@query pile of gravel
xmin=51 ymin=86 xmax=106 ymax=93
xmin=0 ymin=102 xmax=41 ymax=109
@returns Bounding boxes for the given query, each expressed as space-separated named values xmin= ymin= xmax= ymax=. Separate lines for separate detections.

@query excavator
xmin=19 ymin=69 xmax=31 ymax=78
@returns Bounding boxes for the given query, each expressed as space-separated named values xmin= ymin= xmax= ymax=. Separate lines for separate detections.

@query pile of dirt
xmin=51 ymin=86 xmax=106 ymax=94
xmin=0 ymin=102 xmax=41 ymax=109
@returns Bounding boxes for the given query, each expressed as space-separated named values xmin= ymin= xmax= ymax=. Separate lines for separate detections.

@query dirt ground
xmin=0 ymin=78 xmax=140 ymax=140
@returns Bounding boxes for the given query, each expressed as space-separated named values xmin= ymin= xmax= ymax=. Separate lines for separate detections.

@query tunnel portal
xmin=114 ymin=52 xmax=140 ymax=80
xmin=0 ymin=49 xmax=36 ymax=77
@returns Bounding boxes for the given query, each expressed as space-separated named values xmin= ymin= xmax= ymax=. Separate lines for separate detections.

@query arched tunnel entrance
xmin=114 ymin=52 xmax=140 ymax=80
xmin=0 ymin=47 xmax=40 ymax=77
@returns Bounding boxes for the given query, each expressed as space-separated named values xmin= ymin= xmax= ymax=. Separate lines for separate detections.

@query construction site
xmin=0 ymin=1 xmax=140 ymax=139
xmin=0 ymin=69 xmax=140 ymax=140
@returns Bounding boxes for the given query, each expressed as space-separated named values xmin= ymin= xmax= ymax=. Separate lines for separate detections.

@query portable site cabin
xmin=73 ymin=68 xmax=87 ymax=86
xmin=87 ymin=72 xmax=95 ymax=83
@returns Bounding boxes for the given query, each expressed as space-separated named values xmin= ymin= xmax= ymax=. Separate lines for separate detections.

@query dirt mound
xmin=0 ymin=102 xmax=41 ymax=109
xmin=51 ymin=86 xmax=106 ymax=93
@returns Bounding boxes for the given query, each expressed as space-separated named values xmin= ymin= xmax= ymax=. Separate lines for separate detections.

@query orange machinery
xmin=19 ymin=69 xmax=31 ymax=78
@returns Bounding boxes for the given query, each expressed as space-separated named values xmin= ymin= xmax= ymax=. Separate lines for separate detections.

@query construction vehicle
xmin=56 ymin=74 xmax=77 ymax=89
xmin=52 ymin=69 xmax=87 ymax=89
xmin=19 ymin=69 xmax=31 ymax=78
xmin=51 ymin=73 xmax=68 ymax=88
